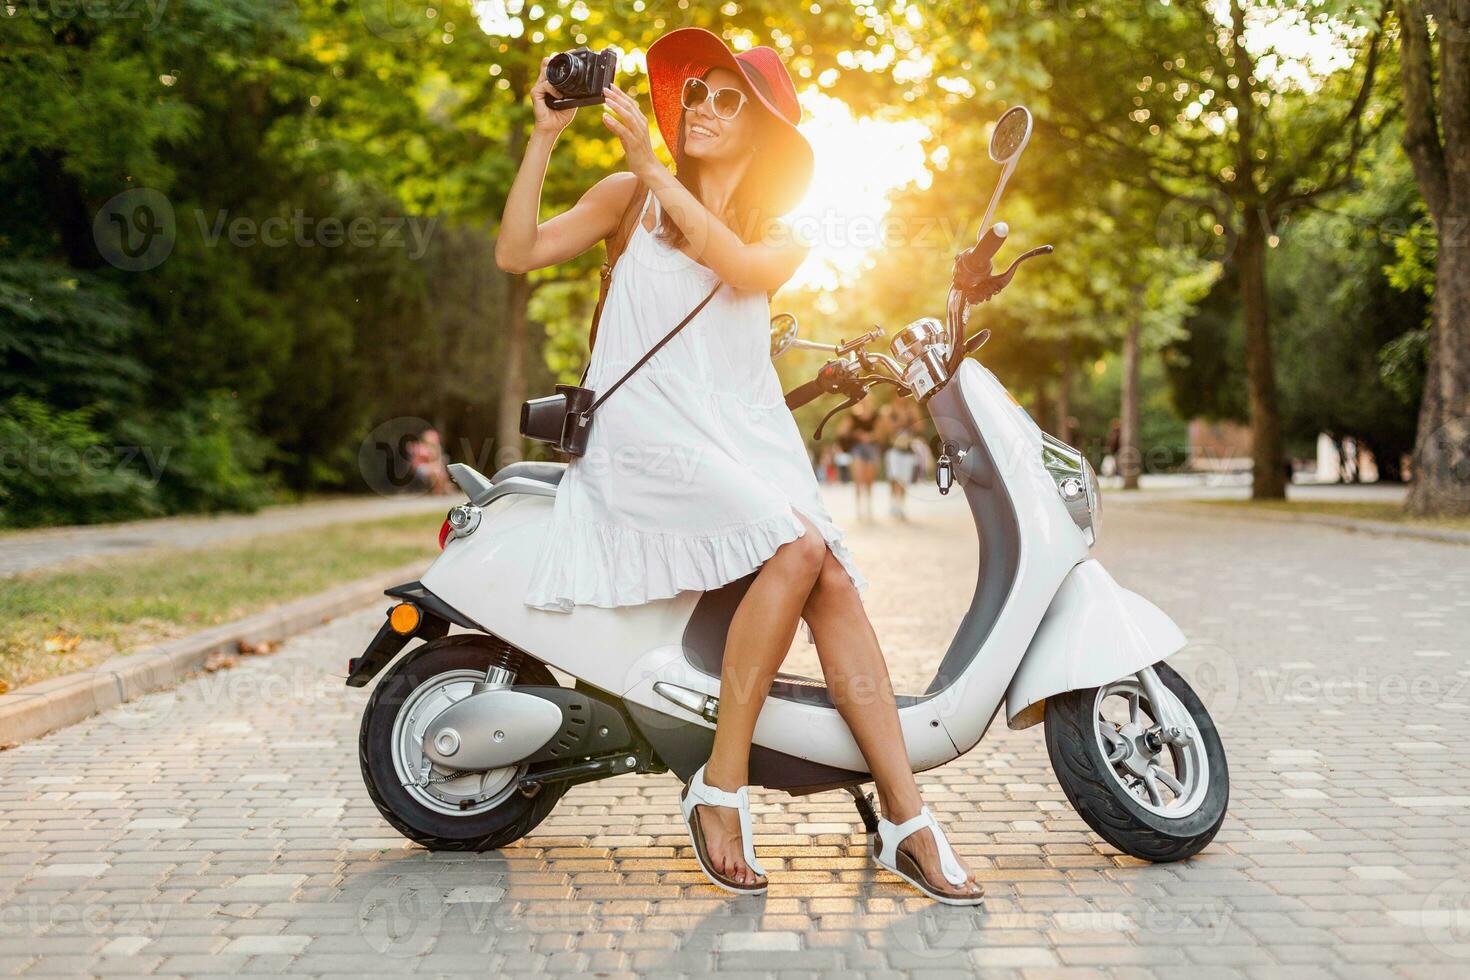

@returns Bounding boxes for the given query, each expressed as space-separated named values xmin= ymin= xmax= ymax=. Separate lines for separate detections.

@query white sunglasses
xmin=680 ymin=76 xmax=748 ymax=120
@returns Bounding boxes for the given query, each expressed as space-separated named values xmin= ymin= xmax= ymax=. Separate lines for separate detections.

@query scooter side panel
xmin=1003 ymin=558 xmax=1187 ymax=728
xmin=421 ymin=494 xmax=700 ymax=698
xmin=926 ymin=360 xmax=1090 ymax=754
xmin=618 ymin=650 xmax=957 ymax=774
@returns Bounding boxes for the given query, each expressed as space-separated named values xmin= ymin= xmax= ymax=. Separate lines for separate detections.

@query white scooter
xmin=347 ymin=107 xmax=1228 ymax=862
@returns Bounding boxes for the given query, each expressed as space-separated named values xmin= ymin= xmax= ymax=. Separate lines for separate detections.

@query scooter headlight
xmin=1041 ymin=433 xmax=1100 ymax=546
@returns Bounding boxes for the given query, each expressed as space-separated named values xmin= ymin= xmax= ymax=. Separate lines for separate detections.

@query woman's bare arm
xmin=495 ymin=159 xmax=637 ymax=274
xmin=494 ymin=57 xmax=641 ymax=275
xmin=600 ymin=83 xmax=810 ymax=294
xmin=642 ymin=166 xmax=809 ymax=293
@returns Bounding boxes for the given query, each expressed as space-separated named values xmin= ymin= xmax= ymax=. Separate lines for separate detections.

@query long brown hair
xmin=653 ymin=99 xmax=781 ymax=252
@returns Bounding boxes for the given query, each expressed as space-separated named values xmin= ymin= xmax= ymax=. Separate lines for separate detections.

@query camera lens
xmin=546 ymin=52 xmax=585 ymax=93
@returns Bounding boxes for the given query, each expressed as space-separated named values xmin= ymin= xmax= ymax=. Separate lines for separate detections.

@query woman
xmin=495 ymin=27 xmax=981 ymax=905
xmin=844 ymin=400 xmax=881 ymax=522
xmin=882 ymin=404 xmax=920 ymax=521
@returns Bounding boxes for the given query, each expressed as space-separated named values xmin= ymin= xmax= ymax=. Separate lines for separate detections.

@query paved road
xmin=2 ymin=486 xmax=1468 ymax=977
xmin=1096 ymin=473 xmax=1408 ymax=504
xmin=0 ymin=495 xmax=451 ymax=579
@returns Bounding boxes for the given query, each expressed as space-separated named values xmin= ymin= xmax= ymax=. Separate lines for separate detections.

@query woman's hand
xmin=530 ymin=57 xmax=578 ymax=136
xmin=600 ymin=82 xmax=664 ymax=181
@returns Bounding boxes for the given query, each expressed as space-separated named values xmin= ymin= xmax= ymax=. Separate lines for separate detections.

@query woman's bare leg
xmin=801 ymin=550 xmax=982 ymax=898
xmin=695 ymin=512 xmax=826 ymax=887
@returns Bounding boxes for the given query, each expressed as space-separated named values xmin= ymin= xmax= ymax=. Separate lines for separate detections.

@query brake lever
xmin=814 ymin=391 xmax=864 ymax=441
xmin=959 ymin=245 xmax=1054 ymax=305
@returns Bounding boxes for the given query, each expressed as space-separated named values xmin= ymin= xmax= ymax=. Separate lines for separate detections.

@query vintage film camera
xmin=544 ymin=46 xmax=618 ymax=110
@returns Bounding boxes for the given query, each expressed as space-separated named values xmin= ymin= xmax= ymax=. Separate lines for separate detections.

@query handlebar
xmin=956 ymin=222 xmax=1009 ymax=276
xmin=779 ymin=219 xmax=1051 ymax=433
xmin=784 ymin=379 xmax=825 ymax=411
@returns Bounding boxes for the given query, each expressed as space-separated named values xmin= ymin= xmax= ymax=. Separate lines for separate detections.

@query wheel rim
xmin=389 ymin=669 xmax=523 ymax=817
xmin=1092 ymin=676 xmax=1209 ymax=819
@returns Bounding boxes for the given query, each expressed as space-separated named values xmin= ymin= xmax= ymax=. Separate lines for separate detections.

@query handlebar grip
xmin=784 ymin=379 xmax=826 ymax=410
xmin=958 ymin=222 xmax=1009 ymax=274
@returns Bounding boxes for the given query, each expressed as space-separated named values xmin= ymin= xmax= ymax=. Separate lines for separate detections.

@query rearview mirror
xmin=978 ymin=105 xmax=1034 ymax=241
xmin=989 ymin=106 xmax=1033 ymax=164
xmin=770 ymin=312 xmax=799 ymax=359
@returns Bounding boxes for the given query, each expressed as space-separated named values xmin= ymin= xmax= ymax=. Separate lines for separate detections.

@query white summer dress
xmin=522 ymin=187 xmax=868 ymax=618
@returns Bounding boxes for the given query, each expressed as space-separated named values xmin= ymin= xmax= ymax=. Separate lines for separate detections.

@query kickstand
xmin=846 ymin=786 xmax=879 ymax=834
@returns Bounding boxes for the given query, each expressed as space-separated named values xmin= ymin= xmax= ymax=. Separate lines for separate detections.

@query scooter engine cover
xmin=420 ymin=688 xmax=563 ymax=770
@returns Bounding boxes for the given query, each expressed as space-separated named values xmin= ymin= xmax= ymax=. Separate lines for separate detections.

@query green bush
xmin=121 ymin=393 xmax=276 ymax=517
xmin=0 ymin=397 xmax=163 ymax=528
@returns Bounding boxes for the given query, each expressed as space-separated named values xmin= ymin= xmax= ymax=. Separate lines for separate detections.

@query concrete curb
xmin=0 ymin=560 xmax=429 ymax=746
xmin=1157 ymin=502 xmax=1470 ymax=547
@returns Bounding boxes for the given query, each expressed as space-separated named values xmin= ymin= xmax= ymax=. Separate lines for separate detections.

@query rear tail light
xmin=438 ymin=519 xmax=451 ymax=549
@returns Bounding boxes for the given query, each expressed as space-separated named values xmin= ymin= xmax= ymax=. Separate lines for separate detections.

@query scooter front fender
xmin=1005 ymin=559 xmax=1185 ymax=729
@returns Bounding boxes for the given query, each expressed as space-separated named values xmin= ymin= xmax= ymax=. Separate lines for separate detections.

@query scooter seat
xmin=491 ymin=460 xmax=567 ymax=487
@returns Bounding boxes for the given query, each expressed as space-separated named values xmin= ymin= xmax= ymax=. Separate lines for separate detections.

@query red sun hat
xmin=645 ymin=27 xmax=814 ymax=216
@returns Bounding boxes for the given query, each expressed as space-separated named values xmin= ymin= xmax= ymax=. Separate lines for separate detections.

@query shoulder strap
xmin=579 ymin=177 xmax=648 ymax=383
xmin=578 ymin=179 xmax=776 ymax=386
xmin=582 ymin=279 xmax=722 ymax=418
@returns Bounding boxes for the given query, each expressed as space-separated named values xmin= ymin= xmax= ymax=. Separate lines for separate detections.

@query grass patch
xmin=1193 ymin=498 xmax=1470 ymax=532
xmin=0 ymin=512 xmax=440 ymax=692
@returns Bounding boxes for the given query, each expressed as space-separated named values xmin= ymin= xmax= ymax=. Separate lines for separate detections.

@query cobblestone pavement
xmin=0 ymin=495 xmax=449 ymax=578
xmin=2 ymin=486 xmax=1468 ymax=978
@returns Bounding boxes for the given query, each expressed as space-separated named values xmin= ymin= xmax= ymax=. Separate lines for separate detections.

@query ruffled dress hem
xmin=524 ymin=503 xmax=869 ymax=618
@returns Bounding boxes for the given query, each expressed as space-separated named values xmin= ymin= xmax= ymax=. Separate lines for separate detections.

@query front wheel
xmin=358 ymin=636 xmax=566 ymax=851
xmin=1044 ymin=661 xmax=1228 ymax=862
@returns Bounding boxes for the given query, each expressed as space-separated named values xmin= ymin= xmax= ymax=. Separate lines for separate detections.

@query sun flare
xmin=783 ymin=91 xmax=934 ymax=294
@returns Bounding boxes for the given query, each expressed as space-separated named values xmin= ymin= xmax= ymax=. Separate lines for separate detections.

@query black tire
xmin=1044 ymin=662 xmax=1228 ymax=863
xmin=358 ymin=635 xmax=566 ymax=851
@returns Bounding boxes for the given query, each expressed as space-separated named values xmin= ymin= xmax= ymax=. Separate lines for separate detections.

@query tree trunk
xmin=1120 ymin=316 xmax=1143 ymax=491
xmin=1237 ymin=210 xmax=1288 ymax=499
xmin=1406 ymin=215 xmax=1470 ymax=515
xmin=496 ymin=273 xmax=531 ymax=468
xmin=1055 ymin=346 xmax=1073 ymax=445
xmin=1400 ymin=0 xmax=1470 ymax=516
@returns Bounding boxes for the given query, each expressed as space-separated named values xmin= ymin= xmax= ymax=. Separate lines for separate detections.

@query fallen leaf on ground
xmin=44 ymin=633 xmax=82 ymax=654
xmin=236 ymin=640 xmax=280 ymax=656
xmin=202 ymin=652 xmax=238 ymax=672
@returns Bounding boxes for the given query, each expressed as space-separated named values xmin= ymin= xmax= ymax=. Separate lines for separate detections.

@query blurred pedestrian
xmin=843 ymin=401 xmax=880 ymax=522
xmin=1101 ymin=418 xmax=1122 ymax=478
xmin=410 ymin=428 xmax=452 ymax=495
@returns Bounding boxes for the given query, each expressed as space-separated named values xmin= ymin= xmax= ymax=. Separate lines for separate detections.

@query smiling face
xmin=681 ymin=66 xmax=759 ymax=164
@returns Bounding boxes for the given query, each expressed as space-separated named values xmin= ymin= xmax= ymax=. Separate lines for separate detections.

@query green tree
xmin=957 ymin=0 xmax=1391 ymax=499
xmin=1390 ymin=0 xmax=1470 ymax=515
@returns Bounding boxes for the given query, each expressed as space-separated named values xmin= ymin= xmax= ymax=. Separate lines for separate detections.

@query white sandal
xmin=872 ymin=805 xmax=984 ymax=906
xmin=679 ymin=764 xmax=767 ymax=895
